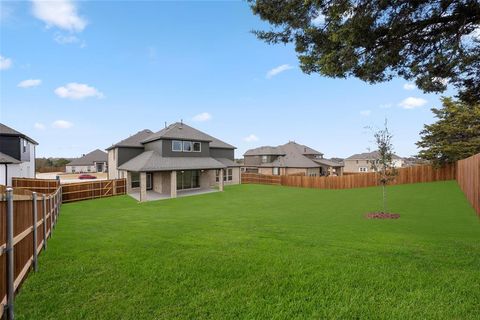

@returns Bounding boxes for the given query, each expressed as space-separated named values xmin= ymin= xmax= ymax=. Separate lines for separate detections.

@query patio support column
xmin=140 ymin=172 xmax=147 ymax=202
xmin=171 ymin=171 xmax=177 ymax=198
xmin=219 ymin=169 xmax=224 ymax=191
xmin=126 ymin=171 xmax=132 ymax=194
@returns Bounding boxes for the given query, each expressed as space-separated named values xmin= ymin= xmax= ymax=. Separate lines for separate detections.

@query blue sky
xmin=0 ymin=0 xmax=454 ymax=159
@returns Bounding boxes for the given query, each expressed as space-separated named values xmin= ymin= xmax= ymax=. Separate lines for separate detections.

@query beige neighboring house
xmin=343 ymin=150 xmax=404 ymax=173
xmin=243 ymin=141 xmax=344 ymax=176
xmin=65 ymin=149 xmax=108 ymax=173
xmin=106 ymin=122 xmax=240 ymax=202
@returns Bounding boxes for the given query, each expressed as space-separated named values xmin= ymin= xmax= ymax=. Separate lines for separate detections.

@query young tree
xmin=249 ymin=0 xmax=480 ymax=104
xmin=417 ymin=97 xmax=480 ymax=165
xmin=370 ymin=121 xmax=398 ymax=213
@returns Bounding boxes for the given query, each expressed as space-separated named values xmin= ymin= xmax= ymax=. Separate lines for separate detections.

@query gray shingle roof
xmin=142 ymin=122 xmax=236 ymax=149
xmin=0 ymin=152 xmax=21 ymax=164
xmin=214 ymin=158 xmax=241 ymax=167
xmin=244 ymin=146 xmax=286 ymax=156
xmin=244 ymin=141 xmax=322 ymax=156
xmin=313 ymin=158 xmax=344 ymax=167
xmin=67 ymin=149 xmax=108 ymax=166
xmin=0 ymin=123 xmax=38 ymax=145
xmin=346 ymin=150 xmax=402 ymax=160
xmin=106 ymin=129 xmax=154 ymax=150
xmin=118 ymin=151 xmax=227 ymax=171
xmin=244 ymin=141 xmax=326 ymax=168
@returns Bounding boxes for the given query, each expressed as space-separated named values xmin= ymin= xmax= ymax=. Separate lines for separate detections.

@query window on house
xmin=131 ymin=172 xmax=140 ymax=188
xmin=72 ymin=166 xmax=76 ymax=173
xmin=227 ymin=168 xmax=233 ymax=181
xmin=215 ymin=169 xmax=220 ymax=182
xmin=22 ymin=139 xmax=27 ymax=152
xmin=261 ymin=155 xmax=268 ymax=163
xmin=359 ymin=167 xmax=368 ymax=172
xmin=193 ymin=142 xmax=201 ymax=152
xmin=272 ymin=167 xmax=279 ymax=175
xmin=356 ymin=160 xmax=359 ymax=164
xmin=172 ymin=140 xmax=182 ymax=152
xmin=183 ymin=141 xmax=193 ymax=152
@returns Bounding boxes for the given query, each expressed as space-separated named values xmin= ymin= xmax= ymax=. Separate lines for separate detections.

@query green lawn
xmin=15 ymin=181 xmax=480 ymax=319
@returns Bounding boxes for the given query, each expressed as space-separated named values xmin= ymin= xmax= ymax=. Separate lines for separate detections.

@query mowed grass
xmin=15 ymin=181 xmax=480 ymax=319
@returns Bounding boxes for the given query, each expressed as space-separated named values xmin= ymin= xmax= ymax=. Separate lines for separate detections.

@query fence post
xmin=32 ymin=192 xmax=38 ymax=272
xmin=6 ymin=188 xmax=15 ymax=320
xmin=50 ymin=195 xmax=53 ymax=234
xmin=42 ymin=195 xmax=47 ymax=251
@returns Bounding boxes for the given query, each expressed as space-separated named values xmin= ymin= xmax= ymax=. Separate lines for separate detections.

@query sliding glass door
xmin=176 ymin=170 xmax=200 ymax=190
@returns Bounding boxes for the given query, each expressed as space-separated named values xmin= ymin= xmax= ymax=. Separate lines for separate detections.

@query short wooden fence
xmin=11 ymin=178 xmax=127 ymax=203
xmin=456 ymin=154 xmax=480 ymax=216
xmin=0 ymin=185 xmax=62 ymax=319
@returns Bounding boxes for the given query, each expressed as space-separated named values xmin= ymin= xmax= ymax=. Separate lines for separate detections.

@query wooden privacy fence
xmin=242 ymin=164 xmax=456 ymax=190
xmin=11 ymin=178 xmax=127 ymax=203
xmin=456 ymin=154 xmax=480 ymax=216
xmin=61 ymin=179 xmax=126 ymax=203
xmin=12 ymin=178 xmax=59 ymax=195
xmin=0 ymin=185 xmax=62 ymax=320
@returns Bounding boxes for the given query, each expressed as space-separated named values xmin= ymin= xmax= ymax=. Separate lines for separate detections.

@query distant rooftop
xmin=68 ymin=149 xmax=108 ymax=166
xmin=346 ymin=150 xmax=402 ymax=160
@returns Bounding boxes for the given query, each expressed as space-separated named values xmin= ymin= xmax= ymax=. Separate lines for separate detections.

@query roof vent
xmin=179 ymin=119 xmax=183 ymax=129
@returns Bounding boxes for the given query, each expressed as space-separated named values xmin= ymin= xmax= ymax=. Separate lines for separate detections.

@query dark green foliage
xmin=417 ymin=97 xmax=480 ymax=164
xmin=249 ymin=0 xmax=480 ymax=103
xmin=15 ymin=183 xmax=480 ymax=319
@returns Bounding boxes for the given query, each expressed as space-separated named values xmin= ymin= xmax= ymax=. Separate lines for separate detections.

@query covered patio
xmin=128 ymin=187 xmax=219 ymax=202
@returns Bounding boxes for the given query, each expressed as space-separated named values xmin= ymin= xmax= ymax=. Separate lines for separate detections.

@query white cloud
xmin=398 ymin=97 xmax=427 ymax=109
xmin=52 ymin=120 xmax=73 ymax=129
xmin=244 ymin=134 xmax=259 ymax=142
xmin=53 ymin=33 xmax=85 ymax=47
xmin=0 ymin=55 xmax=12 ymax=70
xmin=360 ymin=110 xmax=371 ymax=116
xmin=266 ymin=64 xmax=293 ymax=79
xmin=31 ymin=0 xmax=87 ymax=32
xmin=18 ymin=79 xmax=42 ymax=88
xmin=192 ymin=112 xmax=212 ymax=122
xmin=379 ymin=103 xmax=392 ymax=109
xmin=403 ymin=83 xmax=415 ymax=90
xmin=34 ymin=122 xmax=46 ymax=130
xmin=54 ymin=82 xmax=104 ymax=99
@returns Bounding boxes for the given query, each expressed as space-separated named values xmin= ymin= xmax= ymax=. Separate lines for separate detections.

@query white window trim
xmin=192 ymin=141 xmax=201 ymax=152
xmin=172 ymin=140 xmax=183 ymax=152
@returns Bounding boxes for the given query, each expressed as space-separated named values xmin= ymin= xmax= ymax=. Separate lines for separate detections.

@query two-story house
xmin=243 ymin=141 xmax=344 ymax=176
xmin=107 ymin=122 xmax=240 ymax=201
xmin=0 ymin=123 xmax=38 ymax=186
xmin=343 ymin=150 xmax=404 ymax=173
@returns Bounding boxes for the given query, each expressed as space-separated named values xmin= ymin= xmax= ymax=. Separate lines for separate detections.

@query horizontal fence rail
xmin=12 ymin=178 xmax=59 ymax=195
xmin=456 ymin=154 xmax=480 ymax=216
xmin=242 ymin=164 xmax=457 ymax=190
xmin=0 ymin=185 xmax=62 ymax=319
xmin=11 ymin=178 xmax=127 ymax=203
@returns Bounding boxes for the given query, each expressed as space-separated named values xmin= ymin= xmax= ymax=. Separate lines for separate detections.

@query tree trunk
xmin=382 ymin=184 xmax=387 ymax=213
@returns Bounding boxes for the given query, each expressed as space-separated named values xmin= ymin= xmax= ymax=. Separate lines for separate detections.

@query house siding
xmin=210 ymin=148 xmax=234 ymax=160
xmin=0 ymin=136 xmax=21 ymax=160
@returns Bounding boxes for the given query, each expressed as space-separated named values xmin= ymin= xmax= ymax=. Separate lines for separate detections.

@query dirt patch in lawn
xmin=365 ymin=212 xmax=400 ymax=219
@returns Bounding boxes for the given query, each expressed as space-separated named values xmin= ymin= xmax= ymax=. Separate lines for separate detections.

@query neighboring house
xmin=0 ymin=123 xmax=38 ymax=186
xmin=243 ymin=141 xmax=344 ymax=176
xmin=65 ymin=149 xmax=108 ymax=173
xmin=108 ymin=122 xmax=240 ymax=201
xmin=343 ymin=150 xmax=404 ymax=173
